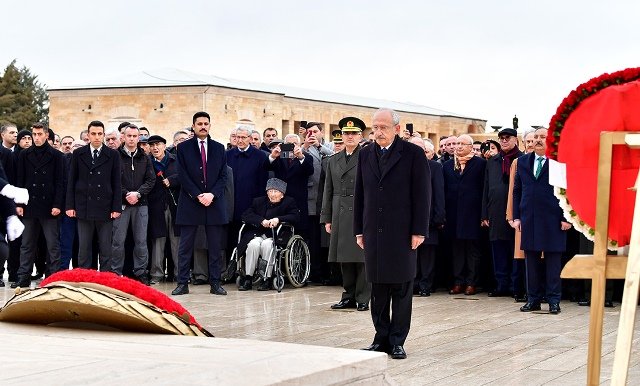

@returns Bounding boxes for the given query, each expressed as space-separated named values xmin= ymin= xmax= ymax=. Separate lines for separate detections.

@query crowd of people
xmin=0 ymin=112 xmax=594 ymax=315
xmin=1 ymin=108 xmax=612 ymax=360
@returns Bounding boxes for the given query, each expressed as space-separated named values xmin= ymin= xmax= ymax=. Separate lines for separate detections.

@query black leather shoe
xmin=577 ymin=300 xmax=590 ymax=306
xmin=361 ymin=343 xmax=389 ymax=353
xmin=238 ymin=277 xmax=252 ymax=291
xmin=605 ymin=301 xmax=614 ymax=308
xmin=520 ymin=302 xmax=541 ymax=312
xmin=257 ymin=280 xmax=271 ymax=291
xmin=331 ymin=298 xmax=356 ymax=310
xmin=514 ymin=294 xmax=528 ymax=303
xmin=549 ymin=303 xmax=561 ymax=314
xmin=487 ymin=290 xmax=510 ymax=297
xmin=0 ymin=280 xmax=4 ymax=287
xmin=11 ymin=278 xmax=30 ymax=289
xmin=356 ymin=303 xmax=369 ymax=311
xmin=390 ymin=345 xmax=407 ymax=359
xmin=419 ymin=290 xmax=430 ymax=297
xmin=136 ymin=274 xmax=150 ymax=286
xmin=192 ymin=278 xmax=208 ymax=285
xmin=171 ymin=284 xmax=189 ymax=295
xmin=210 ymin=283 xmax=227 ymax=295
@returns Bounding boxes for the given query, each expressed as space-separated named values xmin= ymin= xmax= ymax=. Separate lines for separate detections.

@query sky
xmin=3 ymin=0 xmax=640 ymax=132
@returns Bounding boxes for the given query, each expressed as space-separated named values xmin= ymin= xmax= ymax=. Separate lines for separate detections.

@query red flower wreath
xmin=40 ymin=268 xmax=201 ymax=328
xmin=546 ymin=67 xmax=640 ymax=247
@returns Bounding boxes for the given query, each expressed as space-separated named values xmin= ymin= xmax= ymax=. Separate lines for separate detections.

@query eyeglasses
xmin=236 ymin=135 xmax=249 ymax=140
xmin=451 ymin=142 xmax=472 ymax=146
xmin=498 ymin=136 xmax=513 ymax=142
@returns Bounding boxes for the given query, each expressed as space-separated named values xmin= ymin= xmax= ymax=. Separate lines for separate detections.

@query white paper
xmin=549 ymin=158 xmax=567 ymax=189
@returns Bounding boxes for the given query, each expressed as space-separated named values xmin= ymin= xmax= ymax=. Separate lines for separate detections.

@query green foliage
xmin=0 ymin=59 xmax=49 ymax=129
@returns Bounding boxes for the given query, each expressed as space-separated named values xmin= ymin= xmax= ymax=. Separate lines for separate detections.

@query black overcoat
xmin=16 ymin=142 xmax=65 ymax=218
xmin=353 ymin=137 xmax=430 ymax=284
xmin=425 ymin=159 xmax=445 ymax=246
xmin=442 ymin=156 xmax=486 ymax=240
xmin=147 ymin=152 xmax=180 ymax=239
xmin=66 ymin=145 xmax=122 ymax=220
xmin=236 ymin=196 xmax=299 ymax=255
xmin=481 ymin=150 xmax=522 ymax=241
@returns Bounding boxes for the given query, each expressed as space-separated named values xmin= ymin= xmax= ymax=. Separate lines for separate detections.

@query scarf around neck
xmin=500 ymin=147 xmax=519 ymax=178
xmin=454 ymin=153 xmax=474 ymax=173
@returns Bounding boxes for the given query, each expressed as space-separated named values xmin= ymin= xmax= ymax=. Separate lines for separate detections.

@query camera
xmin=280 ymin=143 xmax=295 ymax=159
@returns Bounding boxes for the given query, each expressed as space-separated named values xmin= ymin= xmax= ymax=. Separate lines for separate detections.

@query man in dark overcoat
xmin=225 ymin=125 xmax=269 ymax=261
xmin=66 ymin=121 xmax=122 ymax=272
xmin=321 ymin=117 xmax=369 ymax=311
xmin=481 ymin=128 xmax=525 ymax=299
xmin=354 ymin=108 xmax=430 ymax=359
xmin=268 ymin=134 xmax=314 ymax=220
xmin=172 ymin=111 xmax=228 ymax=296
xmin=147 ymin=135 xmax=180 ymax=284
xmin=14 ymin=123 xmax=65 ymax=287
xmin=442 ymin=134 xmax=486 ymax=296
xmin=408 ymin=137 xmax=445 ymax=297
xmin=512 ymin=128 xmax=571 ymax=314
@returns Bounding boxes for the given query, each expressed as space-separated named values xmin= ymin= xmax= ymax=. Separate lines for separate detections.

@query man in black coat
xmin=172 ymin=111 xmax=228 ymax=296
xmin=481 ymin=128 xmax=525 ymax=299
xmin=442 ymin=134 xmax=486 ymax=296
xmin=268 ymin=134 xmax=314 ymax=220
xmin=147 ymin=135 xmax=180 ymax=284
xmin=408 ymin=137 xmax=445 ymax=297
xmin=13 ymin=123 xmax=65 ymax=287
xmin=354 ymin=108 xmax=430 ymax=359
xmin=238 ymin=178 xmax=299 ymax=291
xmin=66 ymin=121 xmax=122 ymax=272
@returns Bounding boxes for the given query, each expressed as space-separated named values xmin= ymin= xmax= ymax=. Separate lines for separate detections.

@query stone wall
xmin=49 ymin=85 xmax=486 ymax=146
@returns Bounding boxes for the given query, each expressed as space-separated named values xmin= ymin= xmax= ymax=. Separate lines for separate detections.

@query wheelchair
xmin=222 ymin=222 xmax=310 ymax=292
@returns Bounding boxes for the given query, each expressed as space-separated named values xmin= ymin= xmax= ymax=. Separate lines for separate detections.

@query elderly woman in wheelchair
xmin=237 ymin=178 xmax=299 ymax=291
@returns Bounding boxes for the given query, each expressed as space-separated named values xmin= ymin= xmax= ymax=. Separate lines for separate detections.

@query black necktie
xmin=92 ymin=149 xmax=98 ymax=163
xmin=381 ymin=148 xmax=388 ymax=156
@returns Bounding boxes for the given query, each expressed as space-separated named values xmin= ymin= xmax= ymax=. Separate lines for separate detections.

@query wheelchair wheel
xmin=284 ymin=235 xmax=310 ymax=287
xmin=273 ymin=275 xmax=285 ymax=292
xmin=221 ymin=249 xmax=238 ymax=282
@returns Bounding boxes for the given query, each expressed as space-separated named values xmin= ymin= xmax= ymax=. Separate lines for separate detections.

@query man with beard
xmin=512 ymin=128 xmax=571 ymax=314
xmin=481 ymin=128 xmax=524 ymax=300
xmin=172 ymin=112 xmax=229 ymax=296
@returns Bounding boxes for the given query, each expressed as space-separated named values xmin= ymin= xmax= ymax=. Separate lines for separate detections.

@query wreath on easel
xmin=547 ymin=67 xmax=640 ymax=248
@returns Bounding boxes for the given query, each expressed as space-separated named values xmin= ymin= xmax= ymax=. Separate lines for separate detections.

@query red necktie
xmin=200 ymin=140 xmax=207 ymax=184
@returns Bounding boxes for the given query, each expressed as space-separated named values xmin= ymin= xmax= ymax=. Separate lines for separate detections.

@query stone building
xmin=48 ymin=69 xmax=486 ymax=145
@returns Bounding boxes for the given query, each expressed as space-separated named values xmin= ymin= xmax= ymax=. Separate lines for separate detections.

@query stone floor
xmin=2 ymin=280 xmax=639 ymax=385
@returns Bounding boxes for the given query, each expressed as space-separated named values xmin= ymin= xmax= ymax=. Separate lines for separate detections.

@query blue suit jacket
xmin=175 ymin=136 xmax=228 ymax=226
xmin=513 ymin=152 xmax=566 ymax=252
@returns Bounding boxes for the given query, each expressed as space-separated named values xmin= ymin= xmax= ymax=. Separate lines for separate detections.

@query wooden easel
xmin=610 ymin=133 xmax=640 ymax=385
xmin=560 ymin=131 xmax=639 ymax=385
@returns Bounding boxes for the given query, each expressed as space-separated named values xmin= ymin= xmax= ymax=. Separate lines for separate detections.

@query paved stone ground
xmin=2 ymin=279 xmax=639 ymax=385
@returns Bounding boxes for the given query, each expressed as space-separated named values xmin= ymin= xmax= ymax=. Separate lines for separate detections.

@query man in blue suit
xmin=512 ymin=128 xmax=572 ymax=314
xmin=172 ymin=112 xmax=228 ymax=296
